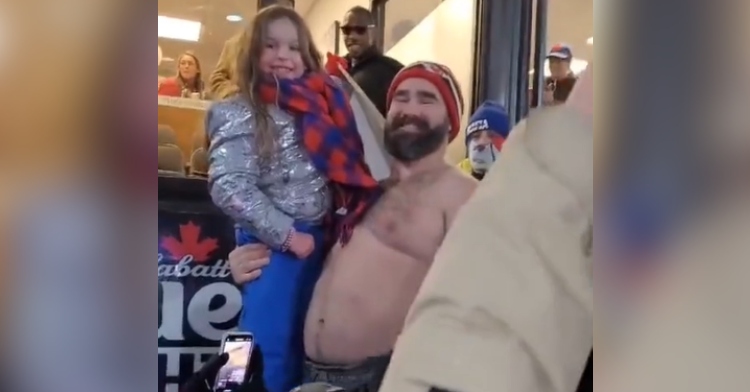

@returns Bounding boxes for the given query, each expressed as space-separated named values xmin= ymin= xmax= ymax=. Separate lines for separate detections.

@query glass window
xmin=382 ymin=0 xmax=444 ymax=52
xmin=157 ymin=0 xmax=255 ymax=97
xmin=546 ymin=0 xmax=592 ymax=77
xmin=529 ymin=0 xmax=593 ymax=107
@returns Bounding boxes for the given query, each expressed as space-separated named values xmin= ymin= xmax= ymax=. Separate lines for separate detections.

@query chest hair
xmin=364 ymin=174 xmax=448 ymax=259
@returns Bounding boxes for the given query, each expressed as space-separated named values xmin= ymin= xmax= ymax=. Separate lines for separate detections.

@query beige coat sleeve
xmin=208 ymin=32 xmax=243 ymax=100
xmin=605 ymin=200 xmax=750 ymax=392
xmin=379 ymin=106 xmax=594 ymax=392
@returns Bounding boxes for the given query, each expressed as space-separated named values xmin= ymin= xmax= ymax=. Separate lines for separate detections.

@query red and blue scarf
xmin=259 ymin=72 xmax=382 ymax=245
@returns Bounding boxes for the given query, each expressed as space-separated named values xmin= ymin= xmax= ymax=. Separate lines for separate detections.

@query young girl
xmin=206 ymin=6 xmax=381 ymax=392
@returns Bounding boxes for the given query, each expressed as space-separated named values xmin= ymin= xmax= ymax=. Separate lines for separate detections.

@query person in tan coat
xmin=207 ymin=31 xmax=246 ymax=99
xmin=378 ymin=64 xmax=594 ymax=392
xmin=209 ymin=5 xmax=295 ymax=100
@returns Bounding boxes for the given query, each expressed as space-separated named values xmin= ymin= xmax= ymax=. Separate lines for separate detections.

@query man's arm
xmin=379 ymin=108 xmax=593 ymax=392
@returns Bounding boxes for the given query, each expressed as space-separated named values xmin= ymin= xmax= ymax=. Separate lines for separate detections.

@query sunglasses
xmin=340 ymin=25 xmax=370 ymax=35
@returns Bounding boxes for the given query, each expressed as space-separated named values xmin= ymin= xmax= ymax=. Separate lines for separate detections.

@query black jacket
xmin=546 ymin=74 xmax=578 ymax=103
xmin=576 ymin=351 xmax=593 ymax=392
xmin=347 ymin=48 xmax=404 ymax=116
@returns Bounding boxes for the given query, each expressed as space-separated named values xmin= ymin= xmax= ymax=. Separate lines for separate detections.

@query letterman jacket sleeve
xmin=378 ymin=106 xmax=594 ymax=392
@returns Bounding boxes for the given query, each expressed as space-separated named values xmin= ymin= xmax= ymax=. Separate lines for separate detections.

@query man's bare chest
xmin=363 ymin=185 xmax=447 ymax=262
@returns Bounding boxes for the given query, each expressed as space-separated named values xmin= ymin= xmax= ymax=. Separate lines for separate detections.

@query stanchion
xmin=158 ymin=175 xmax=240 ymax=392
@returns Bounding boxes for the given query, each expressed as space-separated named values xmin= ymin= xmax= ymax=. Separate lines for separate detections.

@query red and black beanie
xmin=386 ymin=61 xmax=465 ymax=142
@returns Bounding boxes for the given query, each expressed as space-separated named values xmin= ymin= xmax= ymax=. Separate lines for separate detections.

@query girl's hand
xmin=290 ymin=232 xmax=315 ymax=259
xmin=227 ymin=244 xmax=271 ymax=284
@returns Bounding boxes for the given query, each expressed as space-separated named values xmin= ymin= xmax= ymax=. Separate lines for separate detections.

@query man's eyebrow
xmin=416 ymin=90 xmax=438 ymax=100
xmin=393 ymin=90 xmax=439 ymax=100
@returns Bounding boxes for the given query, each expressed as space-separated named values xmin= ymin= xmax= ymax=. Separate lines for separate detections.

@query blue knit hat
xmin=465 ymin=101 xmax=511 ymax=146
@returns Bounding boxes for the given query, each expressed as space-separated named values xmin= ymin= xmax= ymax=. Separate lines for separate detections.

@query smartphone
xmin=214 ymin=332 xmax=254 ymax=392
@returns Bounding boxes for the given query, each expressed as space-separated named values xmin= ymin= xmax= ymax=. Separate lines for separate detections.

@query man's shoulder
xmin=362 ymin=54 xmax=403 ymax=75
xmin=558 ymin=75 xmax=578 ymax=89
xmin=435 ymin=167 xmax=478 ymax=205
xmin=377 ymin=55 xmax=404 ymax=70
xmin=444 ymin=166 xmax=478 ymax=186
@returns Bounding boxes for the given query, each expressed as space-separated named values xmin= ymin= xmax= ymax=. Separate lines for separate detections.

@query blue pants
xmin=235 ymin=223 xmax=324 ymax=392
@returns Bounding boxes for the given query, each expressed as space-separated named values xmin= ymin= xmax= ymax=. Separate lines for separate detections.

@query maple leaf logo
xmin=160 ymin=221 xmax=219 ymax=263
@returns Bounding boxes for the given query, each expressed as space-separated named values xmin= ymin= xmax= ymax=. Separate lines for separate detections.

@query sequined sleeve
xmin=206 ymin=102 xmax=294 ymax=248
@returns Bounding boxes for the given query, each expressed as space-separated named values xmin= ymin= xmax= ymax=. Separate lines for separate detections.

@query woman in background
xmin=158 ymin=51 xmax=206 ymax=98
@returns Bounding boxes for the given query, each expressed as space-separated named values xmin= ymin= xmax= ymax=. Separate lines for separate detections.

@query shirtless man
xmin=379 ymin=64 xmax=595 ymax=392
xmin=227 ymin=61 xmax=477 ymax=390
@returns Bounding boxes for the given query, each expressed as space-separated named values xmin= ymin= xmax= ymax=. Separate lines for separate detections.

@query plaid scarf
xmin=259 ymin=72 xmax=382 ymax=245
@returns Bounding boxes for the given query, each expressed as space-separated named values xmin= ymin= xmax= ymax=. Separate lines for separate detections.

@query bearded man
xmin=227 ymin=61 xmax=477 ymax=391
xmin=380 ymin=64 xmax=595 ymax=392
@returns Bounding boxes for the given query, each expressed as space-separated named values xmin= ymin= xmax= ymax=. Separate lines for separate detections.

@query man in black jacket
xmin=340 ymin=6 xmax=403 ymax=116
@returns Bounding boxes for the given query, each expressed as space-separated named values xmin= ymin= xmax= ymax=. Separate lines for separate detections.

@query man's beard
xmin=384 ymin=115 xmax=448 ymax=163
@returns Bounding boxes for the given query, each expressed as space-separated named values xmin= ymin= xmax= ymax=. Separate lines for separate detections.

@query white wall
xmin=382 ymin=0 xmax=443 ymax=52
xmin=386 ymin=0 xmax=476 ymax=164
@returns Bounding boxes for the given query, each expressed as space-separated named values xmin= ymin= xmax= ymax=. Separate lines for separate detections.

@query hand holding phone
xmin=214 ymin=333 xmax=255 ymax=392
xmin=181 ymin=353 xmax=229 ymax=392
xmin=181 ymin=332 xmax=265 ymax=392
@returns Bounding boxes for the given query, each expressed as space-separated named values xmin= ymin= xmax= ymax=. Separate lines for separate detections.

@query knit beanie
xmin=465 ymin=101 xmax=511 ymax=147
xmin=386 ymin=61 xmax=464 ymax=142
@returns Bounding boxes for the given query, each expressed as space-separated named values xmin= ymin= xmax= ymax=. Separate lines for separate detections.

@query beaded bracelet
xmin=281 ymin=227 xmax=296 ymax=252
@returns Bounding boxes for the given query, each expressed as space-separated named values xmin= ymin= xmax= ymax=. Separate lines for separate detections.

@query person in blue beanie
xmin=456 ymin=101 xmax=511 ymax=180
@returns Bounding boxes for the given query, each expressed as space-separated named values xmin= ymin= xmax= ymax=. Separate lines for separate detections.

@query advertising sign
xmin=158 ymin=188 xmax=240 ymax=392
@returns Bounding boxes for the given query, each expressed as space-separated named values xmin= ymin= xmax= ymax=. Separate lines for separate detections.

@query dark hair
xmin=345 ymin=6 xmax=375 ymax=25
xmin=236 ymin=5 xmax=323 ymax=158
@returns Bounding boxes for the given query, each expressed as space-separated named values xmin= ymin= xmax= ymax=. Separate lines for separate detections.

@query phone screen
xmin=214 ymin=333 xmax=254 ymax=392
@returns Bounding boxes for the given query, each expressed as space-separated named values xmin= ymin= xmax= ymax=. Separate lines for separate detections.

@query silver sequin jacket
xmin=206 ymin=97 xmax=331 ymax=248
